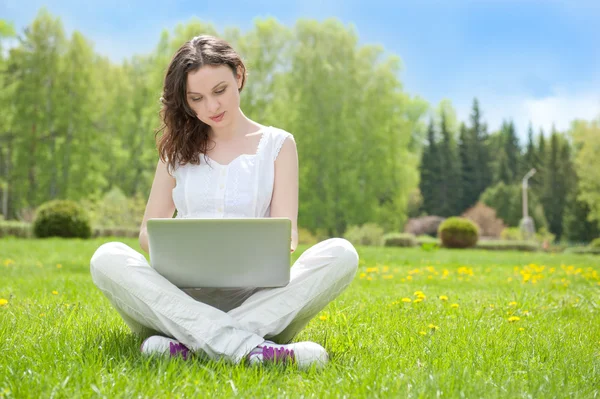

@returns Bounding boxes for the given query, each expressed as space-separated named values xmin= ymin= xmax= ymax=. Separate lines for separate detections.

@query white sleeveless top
xmin=168 ymin=126 xmax=294 ymax=219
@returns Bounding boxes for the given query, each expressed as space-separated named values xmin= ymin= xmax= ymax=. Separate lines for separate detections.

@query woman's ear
xmin=236 ymin=66 xmax=244 ymax=91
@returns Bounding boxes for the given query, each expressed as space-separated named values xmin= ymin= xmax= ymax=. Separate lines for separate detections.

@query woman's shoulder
xmin=265 ymin=125 xmax=295 ymax=143
xmin=262 ymin=126 xmax=295 ymax=161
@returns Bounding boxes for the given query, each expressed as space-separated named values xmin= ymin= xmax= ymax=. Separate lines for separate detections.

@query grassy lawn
xmin=1 ymin=237 xmax=599 ymax=398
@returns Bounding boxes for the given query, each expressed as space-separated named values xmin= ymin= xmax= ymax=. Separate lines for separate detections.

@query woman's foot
xmin=246 ymin=340 xmax=328 ymax=369
xmin=140 ymin=336 xmax=191 ymax=360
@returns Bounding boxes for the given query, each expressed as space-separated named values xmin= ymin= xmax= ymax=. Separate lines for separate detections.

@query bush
xmin=564 ymin=246 xmax=600 ymax=255
xmin=404 ymin=216 xmax=446 ymax=237
xmin=92 ymin=226 xmax=139 ymax=238
xmin=79 ymin=187 xmax=147 ymax=229
xmin=0 ymin=220 xmax=33 ymax=238
xmin=416 ymin=235 xmax=439 ymax=245
xmin=297 ymin=227 xmax=318 ymax=246
xmin=33 ymin=200 xmax=92 ymax=239
xmin=500 ymin=226 xmax=555 ymax=245
xmin=590 ymin=238 xmax=600 ymax=248
xmin=480 ymin=182 xmax=547 ymax=229
xmin=462 ymin=202 xmax=505 ymax=238
xmin=344 ymin=223 xmax=384 ymax=246
xmin=383 ymin=233 xmax=417 ymax=247
xmin=438 ymin=217 xmax=479 ymax=249
xmin=475 ymin=240 xmax=539 ymax=252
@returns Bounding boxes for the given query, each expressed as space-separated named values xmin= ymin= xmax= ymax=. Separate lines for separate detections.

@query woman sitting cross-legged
xmin=89 ymin=34 xmax=359 ymax=369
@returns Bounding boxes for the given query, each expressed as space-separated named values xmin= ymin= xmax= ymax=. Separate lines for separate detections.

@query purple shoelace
xmin=261 ymin=345 xmax=295 ymax=364
xmin=169 ymin=341 xmax=190 ymax=360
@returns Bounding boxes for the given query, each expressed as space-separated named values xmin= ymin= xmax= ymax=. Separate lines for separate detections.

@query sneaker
xmin=247 ymin=340 xmax=328 ymax=369
xmin=140 ymin=335 xmax=191 ymax=360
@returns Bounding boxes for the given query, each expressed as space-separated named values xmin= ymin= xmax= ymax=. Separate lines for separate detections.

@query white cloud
xmin=455 ymin=87 xmax=600 ymax=142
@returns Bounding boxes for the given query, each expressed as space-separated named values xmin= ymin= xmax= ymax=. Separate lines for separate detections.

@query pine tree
xmin=438 ymin=111 xmax=461 ymax=216
xmin=459 ymin=122 xmax=476 ymax=210
xmin=419 ymin=119 xmax=442 ymax=215
xmin=563 ymin=186 xmax=600 ymax=243
xmin=523 ymin=123 xmax=536 ymax=175
xmin=460 ymin=98 xmax=491 ymax=211
xmin=504 ymin=120 xmax=521 ymax=181
xmin=541 ymin=129 xmax=571 ymax=239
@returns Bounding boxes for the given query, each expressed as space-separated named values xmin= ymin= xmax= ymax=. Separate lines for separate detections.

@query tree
xmin=437 ymin=110 xmax=461 ymax=216
xmin=419 ymin=120 xmax=441 ymax=216
xmin=571 ymin=117 xmax=600 ymax=228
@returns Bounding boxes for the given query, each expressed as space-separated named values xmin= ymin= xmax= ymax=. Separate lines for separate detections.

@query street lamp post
xmin=521 ymin=168 xmax=537 ymax=239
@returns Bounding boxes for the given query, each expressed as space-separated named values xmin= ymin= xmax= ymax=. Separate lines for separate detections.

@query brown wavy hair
xmin=154 ymin=35 xmax=247 ymax=174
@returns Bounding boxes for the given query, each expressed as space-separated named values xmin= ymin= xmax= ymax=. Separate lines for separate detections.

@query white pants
xmin=89 ymin=238 xmax=359 ymax=364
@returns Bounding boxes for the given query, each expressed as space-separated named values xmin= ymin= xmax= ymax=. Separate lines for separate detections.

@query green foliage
xmin=382 ymin=232 xmax=417 ymax=247
xmin=0 ymin=220 xmax=32 ymax=238
xmin=572 ymin=118 xmax=600 ymax=227
xmin=540 ymin=130 xmax=575 ymax=240
xmin=590 ymin=238 xmax=600 ymax=249
xmin=562 ymin=187 xmax=600 ymax=243
xmin=343 ymin=223 xmax=384 ymax=247
xmin=500 ymin=226 xmax=555 ymax=245
xmin=438 ymin=217 xmax=479 ymax=248
xmin=475 ymin=240 xmax=539 ymax=252
xmin=79 ymin=187 xmax=147 ymax=229
xmin=480 ymin=182 xmax=547 ymax=228
xmin=33 ymin=200 xmax=91 ymax=238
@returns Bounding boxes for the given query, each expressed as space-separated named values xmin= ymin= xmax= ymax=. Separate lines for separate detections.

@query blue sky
xmin=3 ymin=0 xmax=599 ymax=141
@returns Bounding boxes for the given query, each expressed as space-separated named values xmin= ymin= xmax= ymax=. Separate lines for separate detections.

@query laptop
xmin=146 ymin=217 xmax=292 ymax=289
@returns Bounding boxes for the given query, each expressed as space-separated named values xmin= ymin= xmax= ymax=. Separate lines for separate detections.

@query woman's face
xmin=186 ymin=64 xmax=242 ymax=129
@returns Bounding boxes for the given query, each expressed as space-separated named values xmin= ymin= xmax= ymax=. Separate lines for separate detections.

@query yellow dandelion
xmin=518 ymin=328 xmax=525 ymax=332
xmin=383 ymin=274 xmax=394 ymax=280
xmin=507 ymin=316 xmax=520 ymax=322
xmin=439 ymin=295 xmax=449 ymax=301
xmin=56 ymin=264 xmax=62 ymax=269
xmin=418 ymin=331 xmax=427 ymax=336
xmin=489 ymin=304 xmax=495 ymax=309
xmin=406 ymin=275 xmax=413 ymax=281
xmin=3 ymin=259 xmax=14 ymax=267
xmin=451 ymin=303 xmax=459 ymax=308
xmin=401 ymin=298 xmax=412 ymax=303
xmin=509 ymin=301 xmax=518 ymax=306
xmin=359 ymin=273 xmax=366 ymax=279
xmin=414 ymin=298 xmax=423 ymax=303
xmin=52 ymin=290 xmax=58 ymax=295
xmin=366 ymin=276 xmax=373 ymax=281
xmin=428 ymin=324 xmax=439 ymax=330
xmin=414 ymin=291 xmax=425 ymax=296
xmin=0 ymin=298 xmax=8 ymax=306
xmin=319 ymin=315 xmax=328 ymax=321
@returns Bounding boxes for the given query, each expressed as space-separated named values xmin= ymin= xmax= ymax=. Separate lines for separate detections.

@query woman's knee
xmin=327 ymin=238 xmax=359 ymax=275
xmin=90 ymin=241 xmax=130 ymax=279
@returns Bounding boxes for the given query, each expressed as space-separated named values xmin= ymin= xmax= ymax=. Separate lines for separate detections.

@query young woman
xmin=89 ymin=35 xmax=359 ymax=369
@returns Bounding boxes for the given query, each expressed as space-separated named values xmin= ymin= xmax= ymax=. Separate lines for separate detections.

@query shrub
xmin=564 ymin=246 xmax=600 ymax=255
xmin=344 ymin=223 xmax=384 ymax=246
xmin=33 ymin=200 xmax=92 ymax=239
xmin=475 ymin=240 xmax=539 ymax=252
xmin=297 ymin=227 xmax=318 ymax=246
xmin=383 ymin=233 xmax=417 ymax=247
xmin=404 ymin=216 xmax=446 ymax=237
xmin=0 ymin=220 xmax=33 ymax=238
xmin=438 ymin=217 xmax=479 ymax=248
xmin=590 ymin=238 xmax=600 ymax=248
xmin=462 ymin=202 xmax=505 ymax=238
xmin=79 ymin=187 xmax=147 ymax=229
xmin=500 ymin=226 xmax=555 ymax=245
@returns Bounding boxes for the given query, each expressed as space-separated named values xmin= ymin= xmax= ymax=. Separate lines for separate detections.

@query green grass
xmin=1 ymin=237 xmax=599 ymax=398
